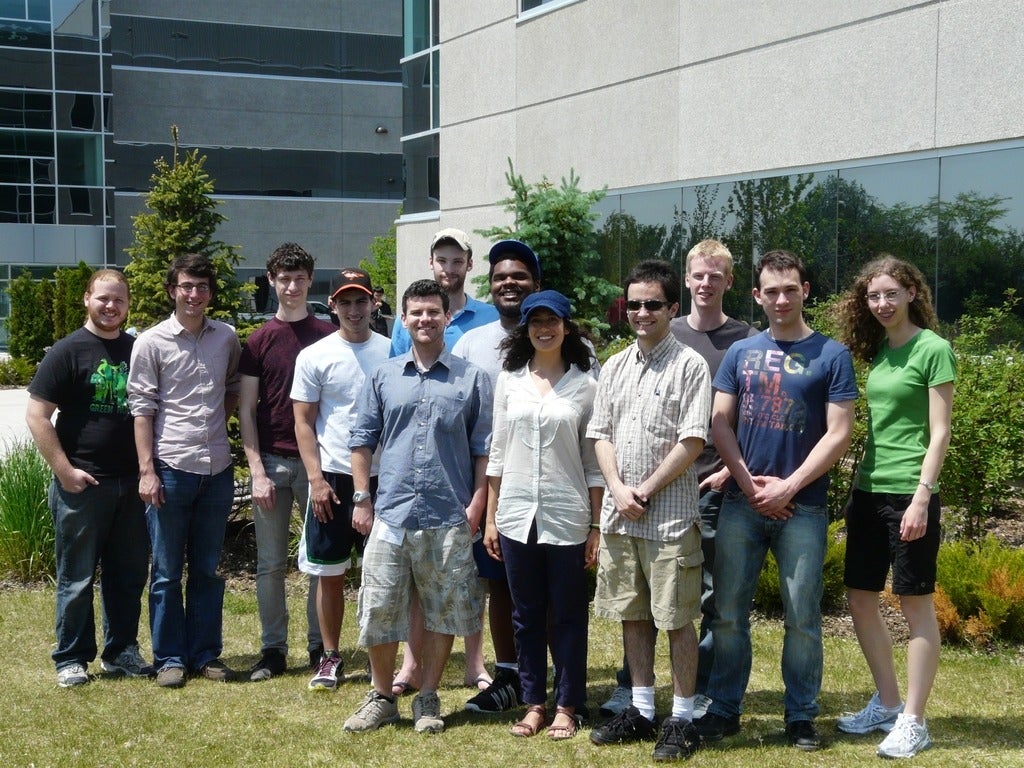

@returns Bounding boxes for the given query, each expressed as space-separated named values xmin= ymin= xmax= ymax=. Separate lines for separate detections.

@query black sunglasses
xmin=625 ymin=299 xmax=668 ymax=312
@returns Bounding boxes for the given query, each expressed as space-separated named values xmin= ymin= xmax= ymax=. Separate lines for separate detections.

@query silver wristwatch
xmin=352 ymin=490 xmax=371 ymax=503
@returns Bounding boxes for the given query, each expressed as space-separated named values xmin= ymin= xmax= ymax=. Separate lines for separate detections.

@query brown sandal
xmin=548 ymin=706 xmax=580 ymax=741
xmin=510 ymin=705 xmax=547 ymax=737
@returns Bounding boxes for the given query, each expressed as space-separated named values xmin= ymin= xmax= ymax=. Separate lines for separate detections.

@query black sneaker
xmin=249 ymin=648 xmax=287 ymax=682
xmin=653 ymin=716 xmax=701 ymax=761
xmin=786 ymin=719 xmax=821 ymax=751
xmin=590 ymin=705 xmax=658 ymax=745
xmin=693 ymin=712 xmax=740 ymax=742
xmin=464 ymin=667 xmax=522 ymax=713
xmin=308 ymin=646 xmax=324 ymax=671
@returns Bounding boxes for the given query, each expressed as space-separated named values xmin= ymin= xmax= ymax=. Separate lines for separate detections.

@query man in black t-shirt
xmin=26 ymin=269 xmax=151 ymax=688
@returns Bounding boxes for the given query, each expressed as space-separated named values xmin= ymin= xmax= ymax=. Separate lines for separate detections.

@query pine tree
xmin=124 ymin=126 xmax=251 ymax=330
xmin=52 ymin=262 xmax=93 ymax=340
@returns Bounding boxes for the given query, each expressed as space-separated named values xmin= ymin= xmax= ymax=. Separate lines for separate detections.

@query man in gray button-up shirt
xmin=128 ymin=253 xmax=241 ymax=689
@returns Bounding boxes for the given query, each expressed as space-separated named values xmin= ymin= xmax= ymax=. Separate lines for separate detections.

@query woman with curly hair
xmin=483 ymin=290 xmax=603 ymax=741
xmin=835 ymin=255 xmax=956 ymax=759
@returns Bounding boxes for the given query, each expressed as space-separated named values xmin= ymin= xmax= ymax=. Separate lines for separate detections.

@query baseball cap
xmin=520 ymin=289 xmax=571 ymax=324
xmin=430 ymin=228 xmax=472 ymax=253
xmin=488 ymin=239 xmax=541 ymax=280
xmin=329 ymin=267 xmax=373 ymax=300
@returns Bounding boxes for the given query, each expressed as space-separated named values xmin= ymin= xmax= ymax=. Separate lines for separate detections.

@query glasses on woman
xmin=865 ymin=288 xmax=904 ymax=304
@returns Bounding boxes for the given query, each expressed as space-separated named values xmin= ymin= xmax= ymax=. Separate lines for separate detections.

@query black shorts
xmin=843 ymin=488 xmax=941 ymax=596
xmin=301 ymin=472 xmax=372 ymax=570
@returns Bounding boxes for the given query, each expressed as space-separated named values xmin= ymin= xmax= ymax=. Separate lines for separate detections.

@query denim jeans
xmin=695 ymin=487 xmax=724 ymax=695
xmin=706 ymin=491 xmax=827 ymax=723
xmin=50 ymin=475 xmax=149 ymax=670
xmin=147 ymin=463 xmax=234 ymax=671
xmin=253 ymin=453 xmax=320 ymax=655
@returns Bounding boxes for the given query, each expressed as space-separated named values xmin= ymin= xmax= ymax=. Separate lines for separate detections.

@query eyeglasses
xmin=865 ymin=289 xmax=904 ymax=304
xmin=625 ymin=299 xmax=668 ymax=312
xmin=174 ymin=283 xmax=211 ymax=295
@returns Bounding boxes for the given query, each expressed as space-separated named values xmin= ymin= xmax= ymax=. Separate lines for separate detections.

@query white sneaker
xmin=837 ymin=691 xmax=903 ymax=734
xmin=57 ymin=663 xmax=89 ymax=687
xmin=599 ymin=685 xmax=632 ymax=717
xmin=101 ymin=644 xmax=154 ymax=677
xmin=877 ymin=713 xmax=931 ymax=759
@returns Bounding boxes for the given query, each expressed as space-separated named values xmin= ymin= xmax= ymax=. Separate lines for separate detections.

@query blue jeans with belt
xmin=706 ymin=491 xmax=827 ymax=723
xmin=146 ymin=462 xmax=234 ymax=672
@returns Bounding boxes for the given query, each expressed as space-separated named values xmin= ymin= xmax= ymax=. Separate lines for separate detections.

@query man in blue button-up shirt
xmin=343 ymin=279 xmax=492 ymax=735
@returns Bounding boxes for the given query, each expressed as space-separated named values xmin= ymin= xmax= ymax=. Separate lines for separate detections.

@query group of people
xmin=28 ymin=226 xmax=954 ymax=762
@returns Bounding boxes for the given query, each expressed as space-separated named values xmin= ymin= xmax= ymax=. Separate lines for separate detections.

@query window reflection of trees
xmin=597 ymin=159 xmax=1024 ymax=325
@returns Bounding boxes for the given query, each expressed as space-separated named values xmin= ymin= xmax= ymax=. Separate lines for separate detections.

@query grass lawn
xmin=1 ymin=574 xmax=1022 ymax=768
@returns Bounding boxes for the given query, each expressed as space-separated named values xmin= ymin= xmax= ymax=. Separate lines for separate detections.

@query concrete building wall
xmin=396 ymin=0 xmax=1024 ymax=290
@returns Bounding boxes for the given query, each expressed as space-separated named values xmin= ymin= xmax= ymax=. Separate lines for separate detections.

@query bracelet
xmin=918 ymin=480 xmax=938 ymax=492
xmin=589 ymin=523 xmax=600 ymax=530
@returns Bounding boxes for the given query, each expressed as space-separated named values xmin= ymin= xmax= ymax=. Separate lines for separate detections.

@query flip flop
xmin=510 ymin=705 xmax=546 ymax=738
xmin=547 ymin=706 xmax=580 ymax=741
xmin=391 ymin=679 xmax=417 ymax=696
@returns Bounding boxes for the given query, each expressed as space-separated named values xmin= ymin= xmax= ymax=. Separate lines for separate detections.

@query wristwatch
xmin=918 ymin=480 xmax=938 ymax=492
xmin=352 ymin=490 xmax=371 ymax=503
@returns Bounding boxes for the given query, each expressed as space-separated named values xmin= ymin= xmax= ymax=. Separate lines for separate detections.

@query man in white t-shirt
xmin=291 ymin=267 xmax=391 ymax=691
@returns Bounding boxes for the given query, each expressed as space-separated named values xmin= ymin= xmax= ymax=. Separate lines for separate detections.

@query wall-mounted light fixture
xmin=374 ymin=125 xmax=389 ymax=135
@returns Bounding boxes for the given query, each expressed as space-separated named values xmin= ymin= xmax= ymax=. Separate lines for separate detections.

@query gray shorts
xmin=356 ymin=522 xmax=484 ymax=647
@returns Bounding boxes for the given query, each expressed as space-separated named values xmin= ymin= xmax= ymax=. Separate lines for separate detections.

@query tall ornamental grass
xmin=0 ymin=440 xmax=54 ymax=581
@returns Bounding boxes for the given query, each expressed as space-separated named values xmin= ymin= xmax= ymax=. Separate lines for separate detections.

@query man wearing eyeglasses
xmin=128 ymin=252 xmax=242 ymax=689
xmin=587 ymin=260 xmax=711 ymax=761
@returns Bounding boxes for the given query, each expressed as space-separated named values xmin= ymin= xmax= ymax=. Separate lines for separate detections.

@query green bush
xmin=0 ymin=357 xmax=37 ymax=386
xmin=936 ymin=535 xmax=1024 ymax=644
xmin=6 ymin=270 xmax=55 ymax=363
xmin=0 ymin=441 xmax=54 ymax=581
xmin=942 ymin=293 xmax=1024 ymax=539
xmin=753 ymin=521 xmax=847 ymax=614
xmin=52 ymin=262 xmax=93 ymax=340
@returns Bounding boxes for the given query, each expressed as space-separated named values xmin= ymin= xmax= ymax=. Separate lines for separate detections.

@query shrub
xmin=52 ymin=262 xmax=93 ymax=340
xmin=6 ymin=270 xmax=54 ymax=363
xmin=0 ymin=357 xmax=37 ymax=386
xmin=933 ymin=585 xmax=962 ymax=643
xmin=753 ymin=521 xmax=847 ymax=614
xmin=936 ymin=535 xmax=1024 ymax=644
xmin=0 ymin=441 xmax=54 ymax=581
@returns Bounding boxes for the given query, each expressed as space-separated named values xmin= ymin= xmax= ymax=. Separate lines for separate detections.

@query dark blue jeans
xmin=696 ymin=487 xmax=724 ymax=694
xmin=500 ymin=529 xmax=589 ymax=709
xmin=147 ymin=463 xmax=233 ymax=672
xmin=50 ymin=475 xmax=149 ymax=670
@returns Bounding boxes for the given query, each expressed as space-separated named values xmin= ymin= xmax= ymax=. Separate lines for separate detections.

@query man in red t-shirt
xmin=239 ymin=243 xmax=336 ymax=680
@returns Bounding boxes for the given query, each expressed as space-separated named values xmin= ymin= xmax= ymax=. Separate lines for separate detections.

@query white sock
xmin=672 ymin=695 xmax=694 ymax=720
xmin=495 ymin=662 xmax=518 ymax=672
xmin=632 ymin=686 xmax=656 ymax=720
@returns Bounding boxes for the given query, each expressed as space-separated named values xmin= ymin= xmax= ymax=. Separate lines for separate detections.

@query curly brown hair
xmin=836 ymin=254 xmax=939 ymax=363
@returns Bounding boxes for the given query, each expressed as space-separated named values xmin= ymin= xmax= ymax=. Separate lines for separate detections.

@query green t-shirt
xmin=856 ymin=329 xmax=956 ymax=494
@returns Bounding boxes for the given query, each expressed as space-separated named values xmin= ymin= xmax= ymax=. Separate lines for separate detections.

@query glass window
xmin=54 ymin=51 xmax=102 ymax=92
xmin=0 ymin=18 xmax=49 ymax=48
xmin=404 ymin=0 xmax=430 ymax=57
xmin=0 ymin=47 xmax=51 ymax=89
xmin=0 ymin=1 xmax=27 ymax=20
xmin=0 ymin=89 xmax=51 ymax=128
xmin=0 ymin=184 xmax=32 ymax=222
xmin=27 ymin=0 xmax=50 ymax=22
xmin=110 ymin=15 xmax=401 ymax=82
xmin=53 ymin=0 xmax=99 ymax=52
xmin=0 ymin=128 xmax=55 ymax=156
xmin=0 ymin=157 xmax=29 ymax=183
xmin=55 ymin=92 xmax=100 ymax=130
xmin=56 ymin=132 xmax=102 ymax=185
xmin=402 ymin=52 xmax=431 ymax=136
xmin=401 ymin=132 xmax=438 ymax=214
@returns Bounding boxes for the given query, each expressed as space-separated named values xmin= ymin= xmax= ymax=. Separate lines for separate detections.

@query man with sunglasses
xmin=128 ymin=252 xmax=242 ymax=689
xmin=587 ymin=260 xmax=711 ymax=761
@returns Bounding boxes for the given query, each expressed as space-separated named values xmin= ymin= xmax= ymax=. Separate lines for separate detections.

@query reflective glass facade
xmin=401 ymin=0 xmax=439 ymax=214
xmin=594 ymin=147 xmax=1024 ymax=324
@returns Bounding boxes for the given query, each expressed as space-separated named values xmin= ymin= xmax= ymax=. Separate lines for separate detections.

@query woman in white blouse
xmin=483 ymin=290 xmax=604 ymax=740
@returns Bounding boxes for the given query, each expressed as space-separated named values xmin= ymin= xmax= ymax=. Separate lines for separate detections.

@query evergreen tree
xmin=6 ymin=270 xmax=54 ymax=363
xmin=124 ymin=126 xmax=250 ymax=330
xmin=52 ymin=262 xmax=93 ymax=340
xmin=478 ymin=160 xmax=618 ymax=326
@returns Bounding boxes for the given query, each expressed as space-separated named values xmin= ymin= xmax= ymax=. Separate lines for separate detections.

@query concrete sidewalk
xmin=0 ymin=387 xmax=31 ymax=455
